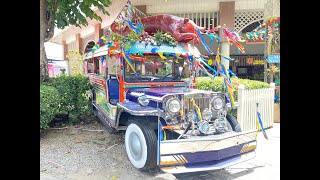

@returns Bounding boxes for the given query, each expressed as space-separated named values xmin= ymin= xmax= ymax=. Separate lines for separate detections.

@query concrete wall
xmin=45 ymin=42 xmax=64 ymax=60
xmin=132 ymin=0 xmax=266 ymax=14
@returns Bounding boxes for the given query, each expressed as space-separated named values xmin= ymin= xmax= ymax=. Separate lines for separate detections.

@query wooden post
xmin=237 ymin=84 xmax=245 ymax=130
xmin=264 ymin=21 xmax=269 ymax=82
xmin=270 ymin=82 xmax=276 ymax=125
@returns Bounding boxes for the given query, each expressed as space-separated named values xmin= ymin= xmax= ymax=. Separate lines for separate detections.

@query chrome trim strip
xmin=163 ymin=130 xmax=256 ymax=142
xmin=129 ymin=88 xmax=223 ymax=102
xmin=161 ymin=151 xmax=256 ymax=174
xmin=129 ymin=92 xmax=163 ymax=102
xmin=117 ymin=103 xmax=160 ymax=116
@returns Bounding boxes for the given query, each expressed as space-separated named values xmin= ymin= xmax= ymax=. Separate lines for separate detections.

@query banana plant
xmin=267 ymin=65 xmax=280 ymax=83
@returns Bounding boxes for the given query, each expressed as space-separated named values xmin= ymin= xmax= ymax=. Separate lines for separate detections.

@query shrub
xmin=196 ymin=77 xmax=271 ymax=102
xmin=196 ymin=77 xmax=271 ymax=118
xmin=40 ymin=85 xmax=60 ymax=131
xmin=48 ymin=74 xmax=91 ymax=123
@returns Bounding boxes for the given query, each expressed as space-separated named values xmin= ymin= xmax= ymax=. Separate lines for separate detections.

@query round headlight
xmin=138 ymin=95 xmax=149 ymax=106
xmin=214 ymin=117 xmax=228 ymax=133
xmin=166 ymin=98 xmax=181 ymax=114
xmin=211 ymin=96 xmax=225 ymax=110
xmin=198 ymin=120 xmax=210 ymax=134
xmin=202 ymin=108 xmax=212 ymax=121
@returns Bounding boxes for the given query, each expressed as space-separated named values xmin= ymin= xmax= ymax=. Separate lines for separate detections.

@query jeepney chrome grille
xmin=184 ymin=94 xmax=210 ymax=116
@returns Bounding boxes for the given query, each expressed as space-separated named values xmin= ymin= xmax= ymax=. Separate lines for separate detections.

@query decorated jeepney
xmin=83 ymin=3 xmax=257 ymax=174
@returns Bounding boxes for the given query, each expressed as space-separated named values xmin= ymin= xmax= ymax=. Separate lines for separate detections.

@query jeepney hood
xmin=125 ymin=87 xmax=221 ymax=110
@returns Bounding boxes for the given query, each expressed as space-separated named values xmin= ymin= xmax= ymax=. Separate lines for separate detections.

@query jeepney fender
xmin=115 ymin=101 xmax=160 ymax=128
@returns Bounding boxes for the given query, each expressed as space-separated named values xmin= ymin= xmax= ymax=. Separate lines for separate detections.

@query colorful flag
xmin=256 ymin=112 xmax=269 ymax=140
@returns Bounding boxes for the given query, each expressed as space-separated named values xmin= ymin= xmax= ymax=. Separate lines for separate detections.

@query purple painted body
xmin=126 ymin=87 xmax=192 ymax=109
xmin=126 ymin=87 xmax=192 ymax=98
xmin=160 ymin=141 xmax=255 ymax=167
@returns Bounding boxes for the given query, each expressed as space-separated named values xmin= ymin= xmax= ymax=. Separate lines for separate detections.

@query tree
xmin=40 ymin=0 xmax=112 ymax=82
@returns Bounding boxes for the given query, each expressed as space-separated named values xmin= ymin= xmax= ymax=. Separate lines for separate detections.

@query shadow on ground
xmin=172 ymin=164 xmax=264 ymax=180
xmin=41 ymin=120 xmax=279 ymax=180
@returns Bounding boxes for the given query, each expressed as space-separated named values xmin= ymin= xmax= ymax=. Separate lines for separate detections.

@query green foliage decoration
xmin=152 ymin=30 xmax=178 ymax=46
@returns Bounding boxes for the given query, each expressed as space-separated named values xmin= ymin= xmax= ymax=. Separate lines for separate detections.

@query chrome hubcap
xmin=129 ymin=132 xmax=142 ymax=161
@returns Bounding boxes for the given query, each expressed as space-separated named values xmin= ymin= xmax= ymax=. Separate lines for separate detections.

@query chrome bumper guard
xmin=159 ymin=130 xmax=257 ymax=173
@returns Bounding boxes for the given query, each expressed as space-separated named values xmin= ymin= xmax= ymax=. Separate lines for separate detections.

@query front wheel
xmin=125 ymin=122 xmax=157 ymax=171
xmin=226 ymin=114 xmax=242 ymax=132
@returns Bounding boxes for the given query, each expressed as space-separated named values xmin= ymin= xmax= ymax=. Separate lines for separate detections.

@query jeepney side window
xmin=103 ymin=58 xmax=108 ymax=78
xmin=94 ymin=58 xmax=100 ymax=75
xmin=87 ymin=58 xmax=94 ymax=74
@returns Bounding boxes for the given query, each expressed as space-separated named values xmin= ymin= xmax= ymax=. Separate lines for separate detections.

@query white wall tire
xmin=125 ymin=122 xmax=157 ymax=171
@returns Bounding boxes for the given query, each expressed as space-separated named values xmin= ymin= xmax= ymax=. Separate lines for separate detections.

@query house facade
xmin=49 ymin=0 xmax=276 ymax=80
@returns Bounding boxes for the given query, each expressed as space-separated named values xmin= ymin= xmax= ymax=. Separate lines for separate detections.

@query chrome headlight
xmin=138 ymin=95 xmax=149 ymax=106
xmin=202 ymin=108 xmax=212 ymax=121
xmin=211 ymin=96 xmax=225 ymax=110
xmin=166 ymin=98 xmax=181 ymax=114
xmin=198 ymin=120 xmax=210 ymax=134
xmin=214 ymin=117 xmax=228 ymax=133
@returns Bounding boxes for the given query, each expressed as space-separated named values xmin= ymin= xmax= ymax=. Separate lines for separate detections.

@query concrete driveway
xmin=173 ymin=123 xmax=280 ymax=180
xmin=41 ymin=123 xmax=280 ymax=180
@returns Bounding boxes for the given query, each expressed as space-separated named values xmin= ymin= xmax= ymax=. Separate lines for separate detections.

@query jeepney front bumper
xmin=159 ymin=130 xmax=257 ymax=174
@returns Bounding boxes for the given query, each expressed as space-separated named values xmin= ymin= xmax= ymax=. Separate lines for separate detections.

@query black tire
xmin=226 ymin=114 xmax=242 ymax=132
xmin=125 ymin=121 xmax=157 ymax=171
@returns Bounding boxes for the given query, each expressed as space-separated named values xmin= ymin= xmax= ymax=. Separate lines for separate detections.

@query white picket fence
xmin=237 ymin=83 xmax=275 ymax=132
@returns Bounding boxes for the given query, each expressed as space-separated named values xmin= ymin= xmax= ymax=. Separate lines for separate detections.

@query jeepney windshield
xmin=124 ymin=55 xmax=189 ymax=82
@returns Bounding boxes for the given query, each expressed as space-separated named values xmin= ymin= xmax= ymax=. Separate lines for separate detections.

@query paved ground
xmin=40 ymin=120 xmax=280 ymax=180
xmin=174 ymin=123 xmax=280 ymax=180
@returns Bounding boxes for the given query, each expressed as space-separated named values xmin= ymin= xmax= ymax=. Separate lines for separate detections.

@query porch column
xmin=219 ymin=1 xmax=235 ymax=70
xmin=94 ymin=23 xmax=103 ymax=43
xmin=94 ymin=23 xmax=103 ymax=75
